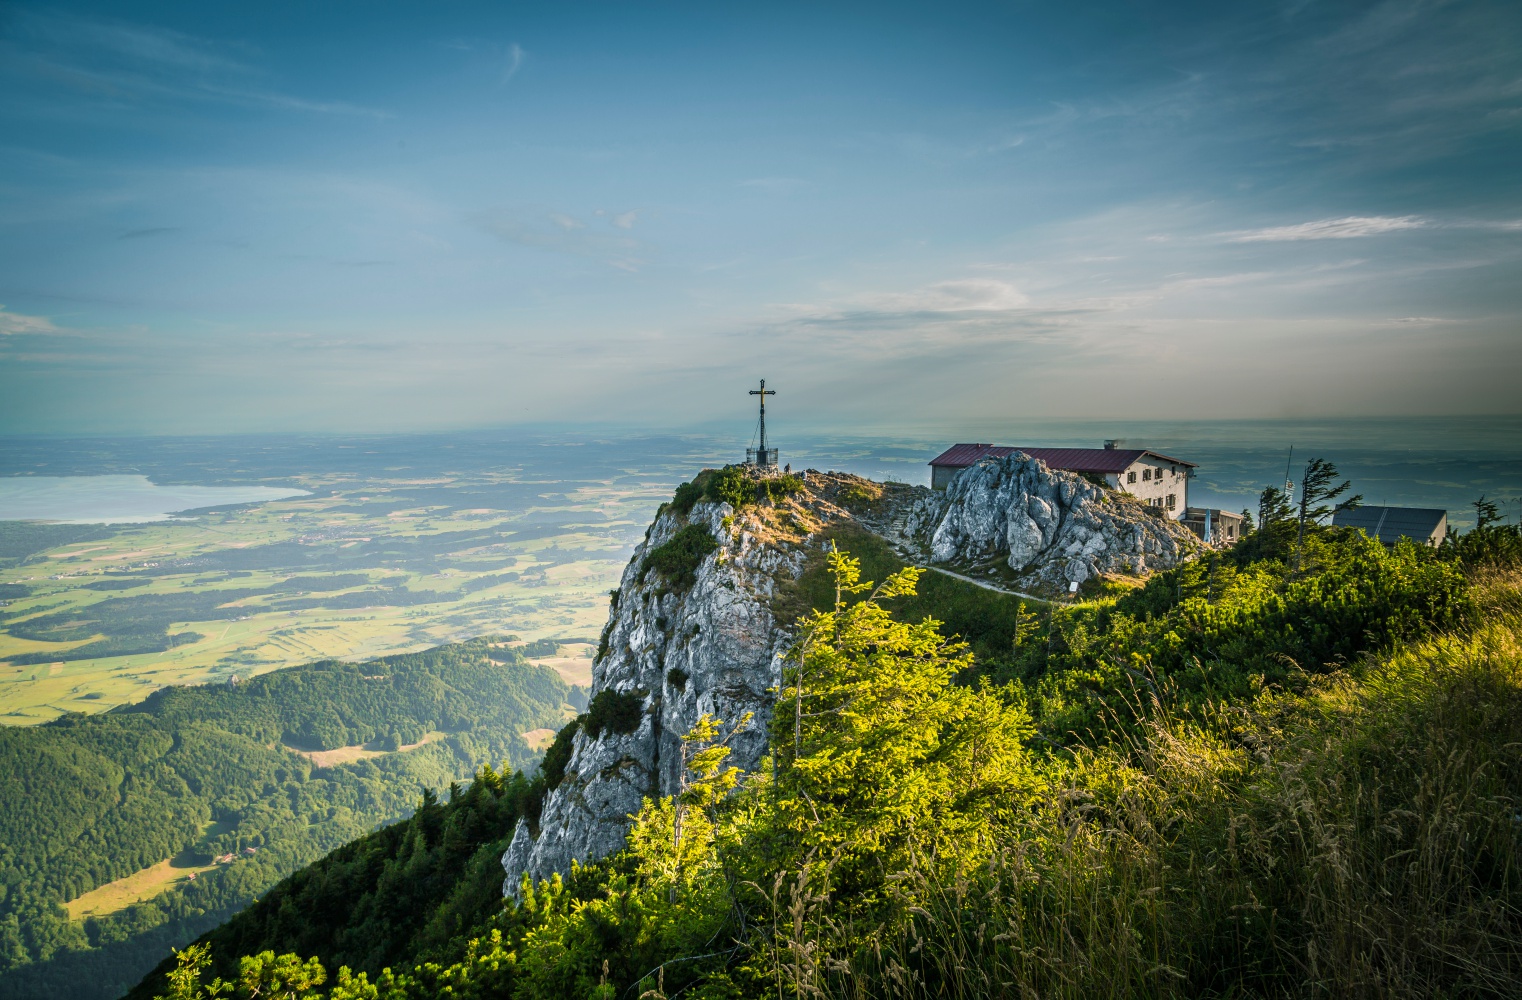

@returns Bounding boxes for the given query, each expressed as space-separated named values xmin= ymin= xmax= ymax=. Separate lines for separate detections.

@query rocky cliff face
xmin=505 ymin=497 xmax=811 ymax=894
xmin=504 ymin=459 xmax=1197 ymax=895
xmin=884 ymin=453 xmax=1197 ymax=593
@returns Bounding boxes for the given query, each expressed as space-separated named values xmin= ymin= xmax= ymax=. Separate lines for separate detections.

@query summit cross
xmin=750 ymin=379 xmax=774 ymax=455
xmin=749 ymin=379 xmax=776 ymax=468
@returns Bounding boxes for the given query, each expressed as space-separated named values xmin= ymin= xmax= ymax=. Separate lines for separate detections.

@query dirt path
xmin=916 ymin=564 xmax=1049 ymax=603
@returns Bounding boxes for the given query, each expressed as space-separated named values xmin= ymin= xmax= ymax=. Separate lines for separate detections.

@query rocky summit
xmin=887 ymin=452 xmax=1198 ymax=592
xmin=505 ymin=456 xmax=1198 ymax=894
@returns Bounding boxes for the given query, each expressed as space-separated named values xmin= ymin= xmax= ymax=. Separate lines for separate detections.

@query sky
xmin=0 ymin=0 xmax=1519 ymax=437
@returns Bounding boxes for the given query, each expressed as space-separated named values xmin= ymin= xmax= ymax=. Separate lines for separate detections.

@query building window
xmin=1167 ymin=494 xmax=1176 ymax=509
xmin=1127 ymin=470 xmax=1136 ymax=484
xmin=1142 ymin=469 xmax=1151 ymax=481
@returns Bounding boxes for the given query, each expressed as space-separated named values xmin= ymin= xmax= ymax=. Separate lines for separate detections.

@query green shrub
xmin=669 ymin=477 xmax=707 ymax=516
xmin=762 ymin=472 xmax=804 ymax=502
xmin=595 ymin=619 xmax=614 ymax=662
xmin=706 ymin=466 xmax=751 ymax=508
xmin=639 ymin=524 xmax=719 ymax=590
xmin=581 ymin=690 xmax=644 ymax=740
xmin=537 ymin=719 xmax=580 ymax=790
xmin=1015 ymin=531 xmax=1474 ymax=739
xmin=1447 ymin=523 xmax=1522 ymax=567
xmin=666 ymin=466 xmax=804 ymax=516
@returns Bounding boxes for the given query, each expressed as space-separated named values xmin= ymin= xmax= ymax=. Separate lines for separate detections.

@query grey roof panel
xmin=1332 ymin=506 xmax=1447 ymax=543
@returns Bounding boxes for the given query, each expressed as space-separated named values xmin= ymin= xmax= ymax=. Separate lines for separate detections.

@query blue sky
xmin=1 ymin=1 xmax=1519 ymax=435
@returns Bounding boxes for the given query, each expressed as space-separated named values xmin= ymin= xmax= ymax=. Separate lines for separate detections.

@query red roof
xmin=928 ymin=444 xmax=1196 ymax=474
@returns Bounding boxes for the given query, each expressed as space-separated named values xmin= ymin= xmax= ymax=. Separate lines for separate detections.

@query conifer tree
xmin=1295 ymin=458 xmax=1361 ymax=570
xmin=772 ymin=545 xmax=1037 ymax=904
xmin=1257 ymin=485 xmax=1294 ymax=530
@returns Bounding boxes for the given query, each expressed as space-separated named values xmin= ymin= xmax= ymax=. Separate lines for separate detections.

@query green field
xmin=0 ymin=469 xmax=652 ymax=723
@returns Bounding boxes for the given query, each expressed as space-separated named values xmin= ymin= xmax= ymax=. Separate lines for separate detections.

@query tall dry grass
xmin=763 ymin=569 xmax=1522 ymax=999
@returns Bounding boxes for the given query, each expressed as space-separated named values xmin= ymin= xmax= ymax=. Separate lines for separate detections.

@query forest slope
xmin=0 ymin=638 xmax=570 ymax=1000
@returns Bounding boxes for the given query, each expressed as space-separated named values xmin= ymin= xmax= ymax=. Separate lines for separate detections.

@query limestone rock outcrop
xmin=504 ymin=500 xmax=805 ymax=895
xmin=887 ymin=453 xmax=1196 ymax=591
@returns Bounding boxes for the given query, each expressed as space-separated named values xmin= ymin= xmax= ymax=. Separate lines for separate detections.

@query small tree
xmin=1257 ymin=485 xmax=1294 ymax=530
xmin=1296 ymin=458 xmax=1362 ymax=571
xmin=154 ymin=945 xmax=229 ymax=1000
xmin=772 ymin=545 xmax=1037 ymax=902
xmin=1474 ymin=495 xmax=1503 ymax=529
xmin=237 ymin=951 xmax=328 ymax=1000
xmin=673 ymin=711 xmax=751 ymax=861
xmin=1011 ymin=601 xmax=1040 ymax=649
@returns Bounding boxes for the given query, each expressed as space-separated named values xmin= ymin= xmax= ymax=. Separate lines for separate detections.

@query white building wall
xmin=1113 ymin=457 xmax=1189 ymax=518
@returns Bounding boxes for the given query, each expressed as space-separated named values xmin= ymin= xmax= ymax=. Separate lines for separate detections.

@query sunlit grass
xmin=776 ymin=566 xmax=1522 ymax=998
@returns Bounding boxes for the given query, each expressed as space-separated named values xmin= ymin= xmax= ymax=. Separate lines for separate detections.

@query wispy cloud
xmin=756 ymin=278 xmax=1088 ymax=364
xmin=4 ymin=10 xmax=388 ymax=119
xmin=199 ymin=86 xmax=389 ymax=118
xmin=30 ymin=14 xmax=250 ymax=75
xmin=0 ymin=307 xmax=61 ymax=336
xmin=503 ymin=43 xmax=525 ymax=83
xmin=867 ymin=279 xmax=1031 ymax=313
xmin=437 ymin=38 xmax=526 ymax=85
xmin=1224 ymin=216 xmax=1427 ymax=242
xmin=119 ymin=227 xmax=179 ymax=239
xmin=477 ymin=209 xmax=643 ymax=270
xmin=590 ymin=207 xmax=639 ymax=230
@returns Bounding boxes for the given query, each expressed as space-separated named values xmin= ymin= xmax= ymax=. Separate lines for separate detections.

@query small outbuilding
xmin=1332 ymin=506 xmax=1448 ymax=547
xmin=929 ymin=441 xmax=1197 ymax=518
xmin=1181 ymin=507 xmax=1245 ymax=546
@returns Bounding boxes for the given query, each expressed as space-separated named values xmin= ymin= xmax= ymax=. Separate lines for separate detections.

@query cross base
xmin=746 ymin=446 xmax=779 ymax=470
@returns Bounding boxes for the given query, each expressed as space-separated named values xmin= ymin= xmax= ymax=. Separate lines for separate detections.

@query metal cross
xmin=749 ymin=379 xmax=774 ymax=455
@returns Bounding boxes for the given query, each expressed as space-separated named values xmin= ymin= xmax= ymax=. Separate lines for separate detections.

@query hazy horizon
xmin=4 ymin=415 xmax=1519 ymax=529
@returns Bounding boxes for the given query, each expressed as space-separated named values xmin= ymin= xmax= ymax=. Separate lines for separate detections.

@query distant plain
xmin=2 ymin=420 xmax=1518 ymax=724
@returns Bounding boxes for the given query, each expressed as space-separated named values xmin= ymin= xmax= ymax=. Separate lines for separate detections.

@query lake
xmin=0 ymin=475 xmax=309 ymax=523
